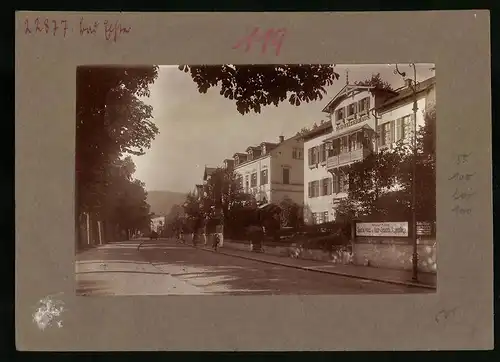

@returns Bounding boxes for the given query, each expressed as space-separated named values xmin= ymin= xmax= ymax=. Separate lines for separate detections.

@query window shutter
xmin=376 ymin=125 xmax=383 ymax=145
xmin=410 ymin=114 xmax=416 ymax=136
xmin=396 ymin=118 xmax=402 ymax=141
xmin=315 ymin=146 xmax=320 ymax=163
xmin=308 ymin=182 xmax=311 ymax=198
xmin=328 ymin=177 xmax=332 ymax=195
xmin=390 ymin=121 xmax=395 ymax=145
xmin=308 ymin=148 xmax=313 ymax=165
xmin=367 ymin=97 xmax=371 ymax=110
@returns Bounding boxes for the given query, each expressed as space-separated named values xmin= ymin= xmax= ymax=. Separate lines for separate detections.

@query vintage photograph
xmin=75 ymin=64 xmax=436 ymax=296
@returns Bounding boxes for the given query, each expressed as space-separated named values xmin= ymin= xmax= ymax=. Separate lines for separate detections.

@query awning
xmin=323 ymin=124 xmax=374 ymax=143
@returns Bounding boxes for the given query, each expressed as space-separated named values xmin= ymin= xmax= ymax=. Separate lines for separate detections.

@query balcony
xmin=326 ymin=147 xmax=371 ymax=169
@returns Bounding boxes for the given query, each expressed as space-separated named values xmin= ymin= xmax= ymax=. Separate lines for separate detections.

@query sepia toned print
xmin=75 ymin=63 xmax=437 ymax=296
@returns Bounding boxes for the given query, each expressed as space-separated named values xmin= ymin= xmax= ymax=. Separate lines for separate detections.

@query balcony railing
xmin=326 ymin=147 xmax=371 ymax=169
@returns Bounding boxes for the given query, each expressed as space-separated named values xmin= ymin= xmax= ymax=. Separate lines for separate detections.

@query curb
xmin=191 ymin=244 xmax=436 ymax=290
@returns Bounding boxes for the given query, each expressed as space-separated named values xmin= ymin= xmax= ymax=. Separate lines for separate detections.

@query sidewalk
xmin=192 ymin=242 xmax=436 ymax=290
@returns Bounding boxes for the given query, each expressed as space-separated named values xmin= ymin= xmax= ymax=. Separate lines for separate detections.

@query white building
xmin=228 ymin=135 xmax=305 ymax=205
xmin=303 ymin=76 xmax=436 ymax=224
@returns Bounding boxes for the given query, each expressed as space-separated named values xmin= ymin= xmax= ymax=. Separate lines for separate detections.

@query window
xmin=322 ymin=211 xmax=329 ymax=223
xmin=332 ymin=173 xmax=339 ymax=194
xmin=308 ymin=146 xmax=319 ymax=165
xmin=358 ymin=97 xmax=370 ymax=113
xmin=321 ymin=178 xmax=331 ymax=196
xmin=379 ymin=121 xmax=394 ymax=146
xmin=347 ymin=102 xmax=357 ymax=117
xmin=349 ymin=132 xmax=362 ymax=151
xmin=245 ymin=175 xmax=249 ymax=190
xmin=336 ymin=107 xmax=345 ymax=123
xmin=283 ymin=168 xmax=290 ymax=184
xmin=319 ymin=144 xmax=327 ymax=163
xmin=260 ymin=169 xmax=268 ymax=185
xmin=339 ymin=136 xmax=349 ymax=153
xmin=396 ymin=115 xmax=414 ymax=142
xmin=251 ymin=172 xmax=257 ymax=187
xmin=312 ymin=212 xmax=322 ymax=225
xmin=292 ymin=148 xmax=303 ymax=160
xmin=308 ymin=180 xmax=321 ymax=198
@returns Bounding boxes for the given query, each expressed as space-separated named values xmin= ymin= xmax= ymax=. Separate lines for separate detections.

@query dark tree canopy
xmin=76 ymin=65 xmax=159 ymax=213
xmin=179 ymin=64 xmax=340 ymax=115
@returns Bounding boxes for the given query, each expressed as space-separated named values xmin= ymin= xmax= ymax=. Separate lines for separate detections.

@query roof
xmin=377 ymin=76 xmax=435 ymax=111
xmin=323 ymin=124 xmax=374 ymax=141
xmin=246 ymin=146 xmax=262 ymax=152
xmin=203 ymin=166 xmax=217 ymax=180
xmin=321 ymin=84 xmax=376 ymax=113
xmin=233 ymin=134 xmax=303 ymax=169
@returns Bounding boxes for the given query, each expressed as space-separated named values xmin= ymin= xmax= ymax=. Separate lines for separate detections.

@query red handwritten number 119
xmin=232 ymin=27 xmax=287 ymax=56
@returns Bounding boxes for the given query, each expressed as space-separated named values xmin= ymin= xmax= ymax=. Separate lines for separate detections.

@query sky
xmin=130 ymin=64 xmax=435 ymax=193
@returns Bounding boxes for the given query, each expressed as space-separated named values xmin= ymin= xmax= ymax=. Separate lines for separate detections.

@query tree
xmin=179 ymin=64 xmax=340 ymax=115
xmin=342 ymin=107 xmax=436 ymax=222
xmin=278 ymin=197 xmax=303 ymax=228
xmin=393 ymin=108 xmax=436 ymax=222
xmin=354 ymin=73 xmax=394 ymax=91
xmin=76 ymin=66 xmax=159 ymax=215
xmin=345 ymin=149 xmax=402 ymax=217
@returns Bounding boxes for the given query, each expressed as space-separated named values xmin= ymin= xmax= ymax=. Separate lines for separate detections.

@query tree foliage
xmin=354 ymin=73 xmax=394 ymax=91
xmin=179 ymin=64 xmax=340 ymax=115
xmin=76 ymin=66 xmax=159 ymax=214
xmin=279 ymin=197 xmax=303 ymax=228
xmin=337 ymin=108 xmax=436 ymax=222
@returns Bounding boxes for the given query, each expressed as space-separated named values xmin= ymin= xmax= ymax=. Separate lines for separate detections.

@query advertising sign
xmin=355 ymin=222 xmax=409 ymax=237
xmin=416 ymin=221 xmax=433 ymax=236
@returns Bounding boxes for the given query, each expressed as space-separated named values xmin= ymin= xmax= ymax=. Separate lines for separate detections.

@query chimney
xmin=279 ymin=135 xmax=284 ymax=143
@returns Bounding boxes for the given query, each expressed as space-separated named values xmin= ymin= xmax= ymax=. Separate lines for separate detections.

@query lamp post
xmin=370 ymin=108 xmax=379 ymax=153
xmin=394 ymin=63 xmax=419 ymax=282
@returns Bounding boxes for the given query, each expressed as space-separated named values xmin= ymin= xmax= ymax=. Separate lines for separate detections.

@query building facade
xmin=229 ymin=135 xmax=305 ymax=205
xmin=303 ymin=76 xmax=436 ymax=224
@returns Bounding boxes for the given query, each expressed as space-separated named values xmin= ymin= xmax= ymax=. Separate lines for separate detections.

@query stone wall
xmin=352 ymin=241 xmax=437 ymax=273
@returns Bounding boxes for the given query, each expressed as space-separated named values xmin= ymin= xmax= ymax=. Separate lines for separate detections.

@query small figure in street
xmin=212 ymin=232 xmax=220 ymax=251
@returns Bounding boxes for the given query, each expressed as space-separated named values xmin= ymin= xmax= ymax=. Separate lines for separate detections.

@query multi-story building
xmin=225 ymin=135 xmax=305 ymax=205
xmin=303 ymin=76 xmax=436 ymax=224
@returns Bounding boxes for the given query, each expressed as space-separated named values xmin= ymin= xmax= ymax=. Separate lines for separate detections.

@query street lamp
xmin=394 ymin=63 xmax=419 ymax=282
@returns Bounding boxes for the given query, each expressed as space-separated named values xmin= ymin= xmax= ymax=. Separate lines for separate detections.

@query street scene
xmin=76 ymin=64 xmax=437 ymax=295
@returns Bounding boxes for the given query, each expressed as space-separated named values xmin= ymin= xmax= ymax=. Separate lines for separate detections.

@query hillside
xmin=146 ymin=190 xmax=188 ymax=217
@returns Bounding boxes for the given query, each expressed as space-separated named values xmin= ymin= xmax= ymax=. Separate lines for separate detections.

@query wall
xmin=303 ymin=129 xmax=335 ymax=223
xmin=269 ymin=137 xmax=304 ymax=205
xmin=378 ymin=95 xmax=428 ymax=140
xmin=234 ymin=155 xmax=272 ymax=203
xmin=352 ymin=240 xmax=437 ymax=273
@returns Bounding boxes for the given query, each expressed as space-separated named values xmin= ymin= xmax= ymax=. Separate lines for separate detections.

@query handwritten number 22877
xmin=232 ymin=27 xmax=287 ymax=56
xmin=24 ymin=18 xmax=69 ymax=37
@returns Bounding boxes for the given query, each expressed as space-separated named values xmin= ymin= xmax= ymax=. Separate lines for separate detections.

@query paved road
xmin=76 ymin=239 xmax=431 ymax=296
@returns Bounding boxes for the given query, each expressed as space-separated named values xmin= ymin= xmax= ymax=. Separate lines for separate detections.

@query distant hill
xmin=146 ymin=190 xmax=188 ymax=217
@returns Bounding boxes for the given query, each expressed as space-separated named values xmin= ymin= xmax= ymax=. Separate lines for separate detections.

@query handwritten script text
xmin=449 ymin=152 xmax=475 ymax=216
xmin=24 ymin=17 xmax=131 ymax=42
